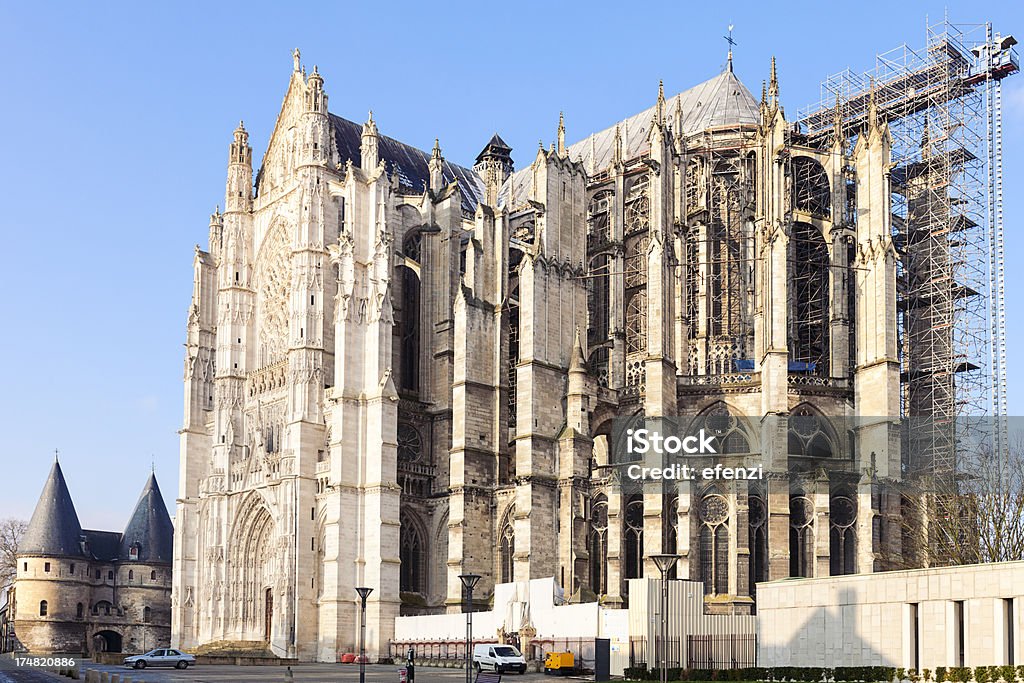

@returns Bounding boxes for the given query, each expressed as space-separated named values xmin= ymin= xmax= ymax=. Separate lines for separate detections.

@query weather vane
xmin=724 ymin=23 xmax=737 ymax=71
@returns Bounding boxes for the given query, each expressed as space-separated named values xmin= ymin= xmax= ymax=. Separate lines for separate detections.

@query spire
xmin=474 ymin=133 xmax=513 ymax=206
xmin=867 ymin=77 xmax=880 ymax=131
xmin=832 ymin=91 xmax=844 ymax=143
xmin=724 ymin=23 xmax=736 ymax=73
xmin=557 ymin=111 xmax=566 ymax=156
xmin=429 ymin=138 xmax=444 ymax=192
xmin=119 ymin=473 xmax=175 ymax=564
xmin=768 ymin=56 xmax=779 ymax=101
xmin=612 ymin=124 xmax=623 ymax=166
xmin=293 ymin=48 xmax=301 ymax=72
xmin=654 ymin=80 xmax=666 ymax=125
xmin=305 ymin=65 xmax=327 ymax=114
xmin=761 ymin=80 xmax=767 ymax=106
xmin=360 ymin=110 xmax=379 ymax=170
xmin=21 ymin=461 xmax=84 ymax=558
xmin=569 ymin=327 xmax=586 ymax=373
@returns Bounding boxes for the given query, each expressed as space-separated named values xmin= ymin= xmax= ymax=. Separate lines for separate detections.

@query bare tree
xmin=895 ymin=430 xmax=1024 ymax=568
xmin=0 ymin=519 xmax=27 ymax=588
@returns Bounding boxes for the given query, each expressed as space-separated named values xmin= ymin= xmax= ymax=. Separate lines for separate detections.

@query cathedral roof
xmin=20 ymin=461 xmax=85 ymax=558
xmin=567 ymin=69 xmax=760 ymax=173
xmin=499 ymin=69 xmax=759 ymax=207
xmin=119 ymin=473 xmax=174 ymax=564
xmin=329 ymin=114 xmax=485 ymax=212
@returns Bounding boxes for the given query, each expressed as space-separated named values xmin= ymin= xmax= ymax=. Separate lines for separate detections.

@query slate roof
xmin=329 ymin=114 xmax=485 ymax=212
xmin=119 ymin=473 xmax=175 ymax=564
xmin=500 ymin=69 xmax=760 ymax=207
xmin=20 ymin=462 xmax=84 ymax=558
xmin=19 ymin=465 xmax=173 ymax=564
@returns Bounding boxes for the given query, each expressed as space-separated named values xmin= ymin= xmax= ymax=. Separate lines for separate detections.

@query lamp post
xmin=650 ymin=555 xmax=681 ymax=683
xmin=459 ymin=574 xmax=482 ymax=683
xmin=355 ymin=587 xmax=373 ymax=683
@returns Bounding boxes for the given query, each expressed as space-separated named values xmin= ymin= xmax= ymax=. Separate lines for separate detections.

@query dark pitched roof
xmin=119 ymin=473 xmax=174 ymax=564
xmin=476 ymin=133 xmax=512 ymax=162
xmin=83 ymin=530 xmax=122 ymax=562
xmin=20 ymin=461 xmax=84 ymax=558
xmin=328 ymin=114 xmax=485 ymax=212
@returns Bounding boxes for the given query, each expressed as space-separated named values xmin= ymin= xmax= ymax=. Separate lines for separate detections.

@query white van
xmin=473 ymin=643 xmax=527 ymax=674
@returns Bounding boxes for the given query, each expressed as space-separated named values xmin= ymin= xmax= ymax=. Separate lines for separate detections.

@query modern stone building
xmin=757 ymin=561 xmax=1024 ymax=668
xmin=172 ymin=49 xmax=905 ymax=661
xmin=11 ymin=462 xmax=174 ymax=655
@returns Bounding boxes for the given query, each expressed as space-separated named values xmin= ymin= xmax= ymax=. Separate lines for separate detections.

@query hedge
xmin=620 ymin=666 xmax=1024 ymax=683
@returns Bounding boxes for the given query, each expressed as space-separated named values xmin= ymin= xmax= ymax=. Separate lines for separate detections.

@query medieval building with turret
xmin=172 ymin=49 xmax=905 ymax=661
xmin=11 ymin=462 xmax=174 ymax=655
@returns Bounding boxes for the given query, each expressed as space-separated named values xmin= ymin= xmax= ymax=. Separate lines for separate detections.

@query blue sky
xmin=1 ymin=1 xmax=1021 ymax=529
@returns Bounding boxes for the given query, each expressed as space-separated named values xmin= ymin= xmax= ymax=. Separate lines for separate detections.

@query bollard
xmin=111 ymin=675 xmax=120 ymax=683
xmin=100 ymin=672 xmax=110 ymax=683
xmin=123 ymin=677 xmax=132 ymax=683
xmin=284 ymin=665 xmax=295 ymax=682
xmin=71 ymin=661 xmax=81 ymax=680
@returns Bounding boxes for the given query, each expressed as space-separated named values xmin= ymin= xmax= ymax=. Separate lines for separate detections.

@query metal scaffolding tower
xmin=797 ymin=19 xmax=1017 ymax=488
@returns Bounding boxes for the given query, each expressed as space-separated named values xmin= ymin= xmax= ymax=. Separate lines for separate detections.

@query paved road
xmin=73 ymin=662 xmax=566 ymax=683
xmin=0 ymin=657 xmax=63 ymax=682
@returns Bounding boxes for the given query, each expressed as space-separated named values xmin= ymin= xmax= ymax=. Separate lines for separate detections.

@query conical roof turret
xmin=21 ymin=461 xmax=84 ymax=558
xmin=119 ymin=473 xmax=174 ymax=564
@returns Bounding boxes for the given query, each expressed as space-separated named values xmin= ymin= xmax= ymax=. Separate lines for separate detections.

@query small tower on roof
xmin=474 ymin=133 xmax=513 ymax=207
xmin=119 ymin=473 xmax=175 ymax=564
xmin=20 ymin=460 xmax=83 ymax=558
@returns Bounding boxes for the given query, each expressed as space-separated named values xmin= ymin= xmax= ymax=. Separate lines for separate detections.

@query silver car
xmin=123 ymin=648 xmax=196 ymax=670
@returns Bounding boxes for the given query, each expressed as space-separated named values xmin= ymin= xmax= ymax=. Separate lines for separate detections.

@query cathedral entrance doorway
xmin=92 ymin=630 xmax=122 ymax=653
xmin=264 ymin=588 xmax=273 ymax=642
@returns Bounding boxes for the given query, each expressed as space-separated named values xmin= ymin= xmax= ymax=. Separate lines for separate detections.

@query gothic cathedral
xmin=172 ymin=50 xmax=903 ymax=660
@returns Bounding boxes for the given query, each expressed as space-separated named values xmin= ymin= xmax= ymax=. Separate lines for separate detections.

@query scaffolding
xmin=797 ymin=19 xmax=1017 ymax=515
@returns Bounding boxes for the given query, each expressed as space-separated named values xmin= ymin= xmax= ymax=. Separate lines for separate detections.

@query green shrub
xmin=936 ymin=668 xmax=948 ymax=682
xmin=922 ymin=669 xmax=932 ymax=682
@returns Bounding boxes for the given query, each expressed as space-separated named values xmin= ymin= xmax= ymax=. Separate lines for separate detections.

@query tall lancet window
xmin=624 ymin=175 xmax=650 ymax=392
xmin=698 ymin=489 xmax=730 ymax=595
xmin=706 ymin=159 xmax=753 ymax=373
xmin=623 ymin=494 xmax=644 ymax=580
xmin=829 ymin=492 xmax=857 ymax=575
xmin=399 ymin=234 xmax=422 ymax=393
xmin=499 ymin=504 xmax=516 ymax=584
xmin=789 ymin=222 xmax=830 ymax=374
xmin=792 ymin=157 xmax=831 ymax=219
xmin=789 ymin=495 xmax=815 ymax=577
xmin=589 ymin=494 xmax=609 ymax=594
xmin=748 ymin=484 xmax=768 ymax=596
xmin=400 ymin=510 xmax=426 ymax=593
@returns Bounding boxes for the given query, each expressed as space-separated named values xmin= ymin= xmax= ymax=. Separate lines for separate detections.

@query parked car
xmin=473 ymin=643 xmax=527 ymax=674
xmin=123 ymin=648 xmax=196 ymax=669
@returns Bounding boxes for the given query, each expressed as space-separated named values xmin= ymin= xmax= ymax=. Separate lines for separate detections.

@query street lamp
xmin=650 ymin=555 xmax=681 ymax=683
xmin=355 ymin=587 xmax=373 ymax=683
xmin=459 ymin=574 xmax=482 ymax=683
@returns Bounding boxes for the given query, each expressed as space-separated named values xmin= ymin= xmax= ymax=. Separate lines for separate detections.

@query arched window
xmin=150 ymin=570 xmax=157 ymax=581
xmin=589 ymin=495 xmax=609 ymax=594
xmin=624 ymin=234 xmax=649 ymax=290
xmin=507 ymin=282 xmax=520 ymax=433
xmin=128 ymin=569 xmax=134 ymax=582
xmin=499 ymin=505 xmax=516 ymax=584
xmin=665 ymin=496 xmax=679 ymax=580
xmin=624 ymin=495 xmax=644 ymax=580
xmin=625 ymin=291 xmax=647 ymax=356
xmin=789 ymin=495 xmax=815 ymax=577
xmin=684 ymin=228 xmax=700 ymax=375
xmin=748 ymin=485 xmax=768 ymax=595
xmin=143 ymin=606 xmax=151 ymax=623
xmin=789 ymin=222 xmax=830 ymax=373
xmin=128 ymin=543 xmax=140 ymax=561
xmin=76 ymin=603 xmax=84 ymax=619
xmin=698 ymin=490 xmax=730 ymax=595
xmin=587 ymin=191 xmax=613 ymax=249
xmin=685 ymin=157 xmax=703 ymax=212
xmin=788 ymin=407 xmax=834 ymax=457
xmin=702 ymin=404 xmax=751 ymax=455
xmin=830 ymin=493 xmax=857 ymax=575
xmin=792 ymin=157 xmax=831 ymax=218
xmin=398 ymin=264 xmax=420 ymax=393
xmin=400 ymin=511 xmax=426 ymax=593
xmin=587 ymin=253 xmax=611 ymax=349
xmin=39 ymin=600 xmax=48 ymax=617
xmin=624 ymin=176 xmax=650 ymax=235
xmin=707 ymin=159 xmax=751 ymax=347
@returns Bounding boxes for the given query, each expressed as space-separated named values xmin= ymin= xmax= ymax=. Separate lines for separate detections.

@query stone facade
xmin=12 ymin=463 xmax=173 ymax=656
xmin=173 ymin=50 xmax=904 ymax=661
xmin=758 ymin=561 xmax=1024 ymax=668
